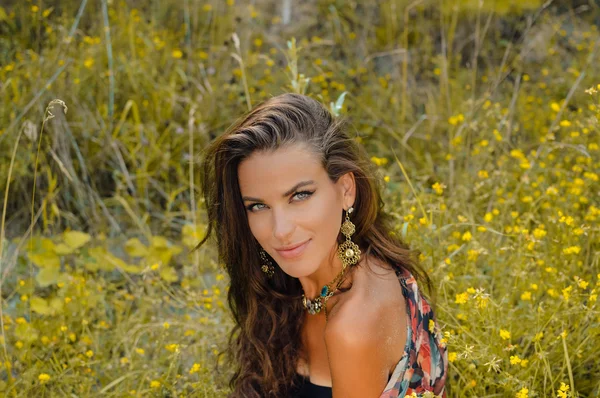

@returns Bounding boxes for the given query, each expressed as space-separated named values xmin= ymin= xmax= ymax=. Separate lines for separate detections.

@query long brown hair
xmin=194 ymin=93 xmax=433 ymax=397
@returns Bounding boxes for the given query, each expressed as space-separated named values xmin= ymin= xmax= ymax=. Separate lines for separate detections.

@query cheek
xmin=304 ymin=197 xmax=342 ymax=244
xmin=247 ymin=215 xmax=270 ymax=243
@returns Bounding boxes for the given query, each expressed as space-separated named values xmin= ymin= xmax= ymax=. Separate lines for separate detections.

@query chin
xmin=283 ymin=263 xmax=318 ymax=279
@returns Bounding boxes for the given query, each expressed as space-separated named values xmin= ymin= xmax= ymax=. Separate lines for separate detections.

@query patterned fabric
xmin=379 ymin=269 xmax=448 ymax=398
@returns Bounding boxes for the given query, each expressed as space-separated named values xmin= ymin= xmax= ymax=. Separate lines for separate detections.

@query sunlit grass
xmin=0 ymin=0 xmax=599 ymax=396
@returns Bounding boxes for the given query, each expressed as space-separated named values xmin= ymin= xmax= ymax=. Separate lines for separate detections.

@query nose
xmin=272 ymin=208 xmax=296 ymax=243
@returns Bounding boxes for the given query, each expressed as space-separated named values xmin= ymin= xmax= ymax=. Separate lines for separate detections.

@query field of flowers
xmin=1 ymin=0 xmax=599 ymax=396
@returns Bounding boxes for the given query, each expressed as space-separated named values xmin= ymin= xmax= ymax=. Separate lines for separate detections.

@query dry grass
xmin=0 ymin=0 xmax=598 ymax=396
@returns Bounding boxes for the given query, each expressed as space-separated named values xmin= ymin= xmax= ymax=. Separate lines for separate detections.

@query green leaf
xmin=36 ymin=265 xmax=60 ymax=287
xmin=330 ymin=91 xmax=348 ymax=117
xmin=0 ymin=7 xmax=8 ymax=22
xmin=401 ymin=222 xmax=410 ymax=239
xmin=49 ymin=297 xmax=64 ymax=314
xmin=160 ymin=266 xmax=179 ymax=283
xmin=121 ymin=264 xmax=143 ymax=274
xmin=63 ymin=231 xmax=91 ymax=249
xmin=15 ymin=323 xmax=39 ymax=343
xmin=125 ymin=238 xmax=148 ymax=257
xmin=54 ymin=243 xmax=75 ymax=255
xmin=28 ymin=252 xmax=60 ymax=268
xmin=30 ymin=296 xmax=53 ymax=315
xmin=151 ymin=236 xmax=169 ymax=249
xmin=84 ymin=260 xmax=100 ymax=272
xmin=87 ymin=247 xmax=116 ymax=271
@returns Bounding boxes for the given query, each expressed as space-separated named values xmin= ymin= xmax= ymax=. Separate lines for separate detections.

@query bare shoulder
xmin=326 ymin=256 xmax=406 ymax=325
xmin=324 ymin=257 xmax=408 ymax=370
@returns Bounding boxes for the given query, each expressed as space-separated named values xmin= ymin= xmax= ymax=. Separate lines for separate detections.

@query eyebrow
xmin=242 ymin=180 xmax=315 ymax=202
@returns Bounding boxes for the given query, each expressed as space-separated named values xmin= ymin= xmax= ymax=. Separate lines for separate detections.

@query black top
xmin=289 ymin=372 xmax=393 ymax=398
xmin=289 ymin=373 xmax=332 ymax=398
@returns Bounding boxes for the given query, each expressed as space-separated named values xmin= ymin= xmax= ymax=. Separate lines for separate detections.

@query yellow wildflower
xmin=557 ymin=382 xmax=570 ymax=398
xmin=510 ymin=355 xmax=522 ymax=365
xmin=461 ymin=231 xmax=472 ymax=242
xmin=493 ymin=129 xmax=503 ymax=141
xmin=370 ymin=156 xmax=388 ymax=166
xmin=455 ymin=292 xmax=469 ymax=304
xmin=428 ymin=319 xmax=435 ymax=333
xmin=562 ymin=286 xmax=573 ymax=302
xmin=448 ymin=113 xmax=464 ymax=125
xmin=576 ymin=278 xmax=589 ymax=289
xmin=38 ymin=373 xmax=51 ymax=384
xmin=189 ymin=363 xmax=201 ymax=374
xmin=563 ymin=246 xmax=581 ymax=255
xmin=83 ymin=57 xmax=94 ymax=69
xmin=476 ymin=296 xmax=488 ymax=309
xmin=533 ymin=228 xmax=547 ymax=239
xmin=432 ymin=182 xmax=445 ymax=195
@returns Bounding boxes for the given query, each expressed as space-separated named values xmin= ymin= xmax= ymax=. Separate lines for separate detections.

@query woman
xmin=195 ymin=93 xmax=448 ymax=397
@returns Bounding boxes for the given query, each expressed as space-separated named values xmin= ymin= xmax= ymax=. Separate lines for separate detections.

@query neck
xmin=297 ymin=244 xmax=347 ymax=299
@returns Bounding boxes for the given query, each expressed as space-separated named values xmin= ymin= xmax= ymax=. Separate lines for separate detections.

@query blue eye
xmin=246 ymin=190 xmax=314 ymax=212
xmin=293 ymin=190 xmax=314 ymax=200
xmin=246 ymin=202 xmax=266 ymax=212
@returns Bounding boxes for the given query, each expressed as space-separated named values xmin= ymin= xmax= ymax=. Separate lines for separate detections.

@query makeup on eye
xmin=245 ymin=190 xmax=315 ymax=212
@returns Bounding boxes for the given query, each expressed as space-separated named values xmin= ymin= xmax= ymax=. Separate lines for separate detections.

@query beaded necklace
xmin=301 ymin=265 xmax=349 ymax=320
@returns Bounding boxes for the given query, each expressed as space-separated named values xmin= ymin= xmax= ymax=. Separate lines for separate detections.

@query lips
xmin=275 ymin=239 xmax=311 ymax=259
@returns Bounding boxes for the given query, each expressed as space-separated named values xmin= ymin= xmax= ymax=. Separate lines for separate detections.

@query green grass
xmin=0 ymin=0 xmax=599 ymax=396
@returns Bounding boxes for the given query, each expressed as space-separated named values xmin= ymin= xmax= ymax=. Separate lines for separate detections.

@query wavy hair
xmin=194 ymin=93 xmax=433 ymax=397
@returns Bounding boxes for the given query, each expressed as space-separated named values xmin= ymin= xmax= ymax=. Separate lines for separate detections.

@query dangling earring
xmin=259 ymin=247 xmax=275 ymax=278
xmin=302 ymin=206 xmax=361 ymax=318
xmin=337 ymin=206 xmax=361 ymax=269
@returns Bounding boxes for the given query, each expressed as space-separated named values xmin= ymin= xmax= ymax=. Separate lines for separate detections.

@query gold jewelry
xmin=302 ymin=206 xmax=361 ymax=320
xmin=260 ymin=248 xmax=275 ymax=278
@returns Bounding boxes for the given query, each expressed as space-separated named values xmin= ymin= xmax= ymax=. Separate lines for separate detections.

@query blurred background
xmin=0 ymin=0 xmax=599 ymax=396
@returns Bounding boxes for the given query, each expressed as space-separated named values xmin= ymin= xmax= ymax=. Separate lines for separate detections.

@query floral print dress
xmin=379 ymin=269 xmax=449 ymax=398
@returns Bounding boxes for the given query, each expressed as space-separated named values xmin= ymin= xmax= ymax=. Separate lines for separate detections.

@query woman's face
xmin=238 ymin=143 xmax=355 ymax=278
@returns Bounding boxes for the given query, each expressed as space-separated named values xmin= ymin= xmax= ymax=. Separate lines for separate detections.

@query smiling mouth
xmin=275 ymin=239 xmax=311 ymax=259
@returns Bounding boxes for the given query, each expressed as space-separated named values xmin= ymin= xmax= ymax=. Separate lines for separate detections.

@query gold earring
xmin=259 ymin=248 xmax=275 ymax=278
xmin=337 ymin=206 xmax=361 ymax=269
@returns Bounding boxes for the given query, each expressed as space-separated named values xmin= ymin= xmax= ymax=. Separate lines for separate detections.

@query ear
xmin=339 ymin=172 xmax=356 ymax=210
